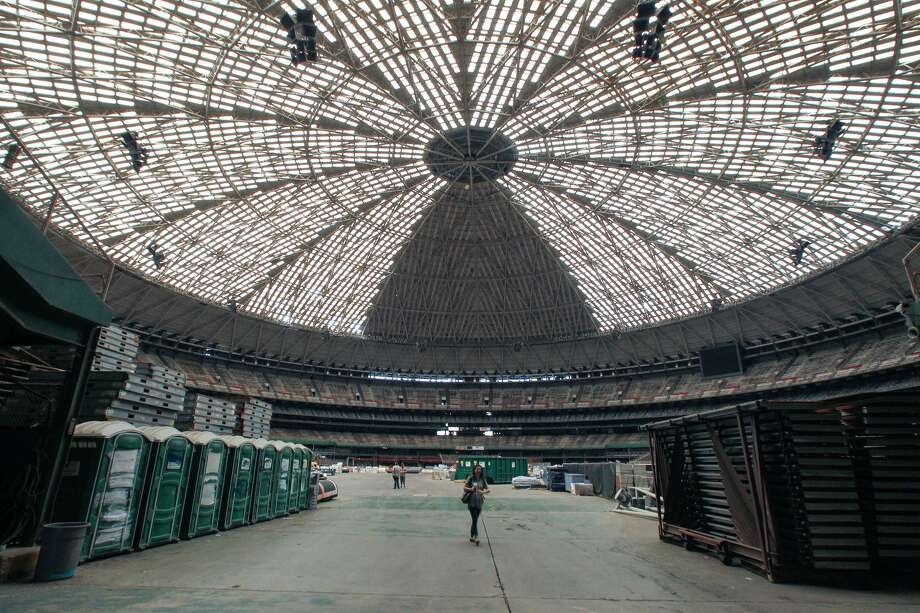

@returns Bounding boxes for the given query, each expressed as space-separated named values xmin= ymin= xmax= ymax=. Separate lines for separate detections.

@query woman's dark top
xmin=465 ymin=476 xmax=488 ymax=509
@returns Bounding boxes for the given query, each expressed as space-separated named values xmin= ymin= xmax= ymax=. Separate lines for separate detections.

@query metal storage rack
xmin=647 ymin=397 xmax=920 ymax=583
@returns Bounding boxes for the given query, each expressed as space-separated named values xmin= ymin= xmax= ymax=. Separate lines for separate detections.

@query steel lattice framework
xmin=1 ymin=0 xmax=918 ymax=345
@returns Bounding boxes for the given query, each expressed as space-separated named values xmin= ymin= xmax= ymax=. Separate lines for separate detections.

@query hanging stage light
xmin=631 ymin=2 xmax=672 ymax=64
xmin=657 ymin=5 xmax=673 ymax=25
xmin=2 ymin=143 xmax=20 ymax=170
xmin=814 ymin=118 xmax=845 ymax=161
xmin=146 ymin=241 xmax=167 ymax=269
xmin=791 ymin=239 xmax=810 ymax=266
xmin=280 ymin=6 xmax=318 ymax=65
xmin=120 ymin=131 xmax=148 ymax=172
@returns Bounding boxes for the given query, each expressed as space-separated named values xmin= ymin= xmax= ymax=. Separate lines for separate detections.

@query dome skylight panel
xmin=1 ymin=0 xmax=918 ymax=344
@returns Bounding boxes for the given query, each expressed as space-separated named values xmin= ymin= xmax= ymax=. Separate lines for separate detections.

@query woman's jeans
xmin=469 ymin=507 xmax=481 ymax=538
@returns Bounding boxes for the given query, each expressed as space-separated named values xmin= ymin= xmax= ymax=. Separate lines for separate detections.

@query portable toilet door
xmin=249 ymin=438 xmax=275 ymax=523
xmin=53 ymin=421 xmax=149 ymax=561
xmin=180 ymin=432 xmax=228 ymax=539
xmin=269 ymin=441 xmax=294 ymax=518
xmin=216 ymin=435 xmax=256 ymax=530
xmin=288 ymin=446 xmax=302 ymax=514
xmin=135 ymin=427 xmax=193 ymax=550
xmin=297 ymin=446 xmax=313 ymax=510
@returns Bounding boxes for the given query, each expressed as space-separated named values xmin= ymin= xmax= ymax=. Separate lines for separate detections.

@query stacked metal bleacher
xmin=91 ymin=325 xmax=139 ymax=373
xmin=80 ymin=362 xmax=187 ymax=427
xmin=2 ymin=325 xmax=143 ymax=427
xmin=238 ymin=397 xmax=272 ymax=438
xmin=176 ymin=392 xmax=237 ymax=434
xmin=836 ymin=395 xmax=920 ymax=566
xmin=647 ymin=396 xmax=919 ymax=584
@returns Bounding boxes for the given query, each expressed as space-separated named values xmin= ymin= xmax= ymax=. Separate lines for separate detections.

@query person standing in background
xmin=391 ymin=462 xmax=401 ymax=489
xmin=399 ymin=464 xmax=407 ymax=489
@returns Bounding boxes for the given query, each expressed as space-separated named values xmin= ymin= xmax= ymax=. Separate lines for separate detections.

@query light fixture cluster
xmin=146 ymin=242 xmax=167 ymax=270
xmin=791 ymin=239 xmax=810 ymax=266
xmin=632 ymin=2 xmax=672 ymax=63
xmin=2 ymin=144 xmax=20 ymax=171
xmin=814 ymin=119 xmax=845 ymax=161
xmin=280 ymin=7 xmax=318 ymax=64
xmin=120 ymin=131 xmax=148 ymax=172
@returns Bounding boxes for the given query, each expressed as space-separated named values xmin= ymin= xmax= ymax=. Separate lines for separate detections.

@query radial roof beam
xmin=97 ymin=159 xmax=418 ymax=246
xmin=309 ymin=8 xmax=441 ymax=135
xmin=583 ymin=58 xmax=903 ymax=127
xmin=443 ymin=1 xmax=477 ymax=124
xmin=235 ymin=174 xmax=428 ymax=307
xmin=515 ymin=169 xmax=731 ymax=300
xmin=504 ymin=0 xmax=635 ymax=116
xmin=515 ymin=57 xmax=906 ymax=144
xmin=525 ymin=156 xmax=893 ymax=231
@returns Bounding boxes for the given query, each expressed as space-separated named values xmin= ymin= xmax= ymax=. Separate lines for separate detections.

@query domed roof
xmin=1 ymin=0 xmax=917 ymax=345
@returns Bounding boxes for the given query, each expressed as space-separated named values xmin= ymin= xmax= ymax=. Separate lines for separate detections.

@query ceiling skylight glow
xmin=1 ymin=0 xmax=917 ymax=342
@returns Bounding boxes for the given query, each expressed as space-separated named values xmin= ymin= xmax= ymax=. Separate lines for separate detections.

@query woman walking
xmin=463 ymin=464 xmax=491 ymax=545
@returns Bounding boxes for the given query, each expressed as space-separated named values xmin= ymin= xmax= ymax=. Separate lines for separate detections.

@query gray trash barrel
xmin=34 ymin=522 xmax=89 ymax=581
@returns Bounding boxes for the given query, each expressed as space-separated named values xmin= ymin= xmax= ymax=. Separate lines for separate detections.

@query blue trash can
xmin=34 ymin=522 xmax=90 ymax=581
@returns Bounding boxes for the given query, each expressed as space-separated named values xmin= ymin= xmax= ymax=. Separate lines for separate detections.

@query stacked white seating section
xmin=176 ymin=392 xmax=238 ymax=434
xmin=80 ymin=362 xmax=187 ymax=427
xmin=239 ymin=397 xmax=272 ymax=438
xmin=92 ymin=325 xmax=140 ymax=373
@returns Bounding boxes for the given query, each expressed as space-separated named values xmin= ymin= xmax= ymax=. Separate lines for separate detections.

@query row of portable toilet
xmin=53 ymin=421 xmax=314 ymax=561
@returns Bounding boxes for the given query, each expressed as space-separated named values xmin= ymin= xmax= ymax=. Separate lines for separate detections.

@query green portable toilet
xmin=217 ymin=435 xmax=256 ymax=530
xmin=249 ymin=438 xmax=275 ymax=523
xmin=53 ymin=421 xmax=149 ymax=561
xmin=180 ymin=432 xmax=227 ymax=539
xmin=288 ymin=444 xmax=306 ymax=514
xmin=135 ymin=427 xmax=193 ymax=550
xmin=269 ymin=441 xmax=294 ymax=518
xmin=295 ymin=445 xmax=313 ymax=510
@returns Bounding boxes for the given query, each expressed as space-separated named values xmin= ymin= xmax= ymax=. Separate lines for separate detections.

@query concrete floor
xmin=3 ymin=473 xmax=919 ymax=612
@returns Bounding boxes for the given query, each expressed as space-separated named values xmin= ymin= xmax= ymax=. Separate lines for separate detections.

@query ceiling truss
xmin=0 ymin=0 xmax=918 ymax=348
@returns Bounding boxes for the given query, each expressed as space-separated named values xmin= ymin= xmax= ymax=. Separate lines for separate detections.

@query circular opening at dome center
xmin=423 ymin=126 xmax=518 ymax=184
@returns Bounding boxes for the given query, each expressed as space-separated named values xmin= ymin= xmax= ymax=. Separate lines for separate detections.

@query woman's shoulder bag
xmin=461 ymin=477 xmax=473 ymax=503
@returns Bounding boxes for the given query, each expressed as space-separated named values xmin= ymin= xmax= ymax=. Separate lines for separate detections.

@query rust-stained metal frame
xmin=646 ymin=402 xmax=807 ymax=580
xmin=646 ymin=397 xmax=920 ymax=584
xmin=649 ymin=404 xmax=774 ymax=573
